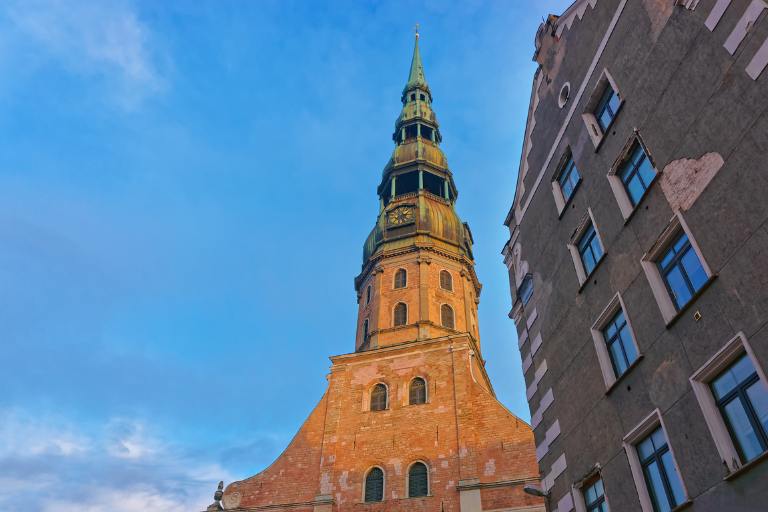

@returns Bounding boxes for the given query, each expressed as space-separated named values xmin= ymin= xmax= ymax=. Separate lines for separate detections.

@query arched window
xmin=366 ymin=285 xmax=372 ymax=305
xmin=409 ymin=377 xmax=427 ymax=405
xmin=370 ymin=384 xmax=387 ymax=411
xmin=394 ymin=268 xmax=407 ymax=289
xmin=439 ymin=270 xmax=453 ymax=291
xmin=362 ymin=319 xmax=369 ymax=343
xmin=441 ymin=304 xmax=455 ymax=329
xmin=364 ymin=467 xmax=384 ymax=502
xmin=394 ymin=302 xmax=408 ymax=327
xmin=408 ymin=462 xmax=429 ymax=498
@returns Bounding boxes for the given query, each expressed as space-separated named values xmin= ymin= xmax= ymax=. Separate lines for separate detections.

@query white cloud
xmin=3 ymin=0 xmax=166 ymax=108
xmin=0 ymin=409 xmax=235 ymax=512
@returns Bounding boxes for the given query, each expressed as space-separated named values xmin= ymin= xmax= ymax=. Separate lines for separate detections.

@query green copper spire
xmin=404 ymin=27 xmax=429 ymax=94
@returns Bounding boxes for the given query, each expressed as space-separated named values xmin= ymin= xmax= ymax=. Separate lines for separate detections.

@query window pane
xmin=638 ymin=158 xmax=656 ymax=187
xmin=665 ymin=266 xmax=692 ymax=309
xmin=599 ymin=110 xmax=613 ymax=131
xmin=590 ymin=237 xmax=604 ymax=261
xmin=365 ymin=468 xmax=384 ymax=502
xmin=661 ymin=451 xmax=685 ymax=506
xmin=638 ymin=437 xmax=655 ymax=460
xmin=610 ymin=341 xmax=629 ymax=375
xmin=651 ymin=428 xmax=667 ymax=451
xmin=620 ymin=328 xmax=639 ymax=366
xmin=585 ymin=485 xmax=596 ymax=503
xmin=583 ymin=250 xmax=597 ymax=275
xmin=627 ymin=176 xmax=645 ymax=206
xmin=608 ymin=91 xmax=621 ymax=114
xmin=408 ymin=463 xmax=428 ymax=497
xmin=723 ymin=398 xmax=763 ymax=461
xmin=644 ymin=460 xmax=671 ymax=512
xmin=680 ymin=247 xmax=708 ymax=292
xmin=712 ymin=368 xmax=741 ymax=400
xmin=746 ymin=380 xmax=768 ymax=436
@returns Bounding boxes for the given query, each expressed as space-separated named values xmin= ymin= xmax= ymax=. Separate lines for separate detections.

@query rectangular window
xmin=558 ymin=155 xmax=581 ymax=203
xmin=711 ymin=353 xmax=768 ymax=462
xmin=637 ymin=427 xmax=686 ymax=512
xmin=595 ymin=85 xmax=621 ymax=132
xmin=584 ymin=478 xmax=609 ymax=512
xmin=619 ymin=143 xmax=656 ymax=206
xmin=658 ymin=232 xmax=708 ymax=310
xmin=602 ymin=309 xmax=639 ymax=377
xmin=578 ymin=223 xmax=604 ymax=276
xmin=518 ymin=274 xmax=534 ymax=306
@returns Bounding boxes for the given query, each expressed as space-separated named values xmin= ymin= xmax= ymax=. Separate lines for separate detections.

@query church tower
xmin=210 ymin=34 xmax=543 ymax=512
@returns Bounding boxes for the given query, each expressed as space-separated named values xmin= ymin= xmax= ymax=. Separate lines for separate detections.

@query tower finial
xmin=415 ymin=23 xmax=419 ymax=39
xmin=404 ymin=25 xmax=428 ymax=94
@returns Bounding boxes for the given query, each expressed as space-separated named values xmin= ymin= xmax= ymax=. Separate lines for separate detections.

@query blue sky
xmin=0 ymin=1 xmax=572 ymax=510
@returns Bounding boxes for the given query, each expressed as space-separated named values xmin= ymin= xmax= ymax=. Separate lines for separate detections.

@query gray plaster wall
xmin=506 ymin=1 xmax=768 ymax=510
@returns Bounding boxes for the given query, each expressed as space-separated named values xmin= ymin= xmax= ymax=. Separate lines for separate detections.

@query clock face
xmin=388 ymin=206 xmax=414 ymax=226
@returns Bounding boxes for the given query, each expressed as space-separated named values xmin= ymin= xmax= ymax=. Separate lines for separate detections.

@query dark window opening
xmin=440 ymin=304 xmax=455 ymax=329
xmin=394 ymin=302 xmax=407 ymax=326
xmin=394 ymin=269 xmax=407 ymax=289
xmin=440 ymin=270 xmax=453 ymax=291
xmin=364 ymin=467 xmax=384 ymax=502
xmin=595 ymin=84 xmax=621 ymax=132
xmin=421 ymin=125 xmax=433 ymax=140
xmin=405 ymin=124 xmax=418 ymax=140
xmin=419 ymin=93 xmax=426 ymax=101
xmin=409 ymin=377 xmax=427 ymax=405
xmin=362 ymin=319 xmax=369 ymax=343
xmin=410 ymin=93 xmax=416 ymax=101
xmin=395 ymin=171 xmax=419 ymax=197
xmin=517 ymin=274 xmax=534 ymax=306
xmin=423 ymin=172 xmax=445 ymax=198
xmin=370 ymin=384 xmax=387 ymax=412
xmin=408 ymin=462 xmax=429 ymax=497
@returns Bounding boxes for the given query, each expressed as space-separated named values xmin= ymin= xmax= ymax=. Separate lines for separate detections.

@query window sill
xmin=605 ymin=355 xmax=644 ymax=395
xmin=557 ymin=180 xmax=583 ymax=220
xmin=724 ymin=450 xmax=768 ymax=481
xmin=671 ymin=500 xmax=693 ymax=512
xmin=665 ymin=275 xmax=718 ymax=329
xmin=578 ymin=254 xmax=608 ymax=294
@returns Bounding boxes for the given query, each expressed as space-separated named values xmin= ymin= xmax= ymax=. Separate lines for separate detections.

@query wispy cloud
xmin=2 ymin=0 xmax=166 ymax=108
xmin=0 ymin=409 xmax=231 ymax=512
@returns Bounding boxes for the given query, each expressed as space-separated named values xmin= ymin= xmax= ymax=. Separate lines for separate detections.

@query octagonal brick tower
xmin=354 ymin=32 xmax=481 ymax=352
xmin=212 ymin=34 xmax=543 ymax=512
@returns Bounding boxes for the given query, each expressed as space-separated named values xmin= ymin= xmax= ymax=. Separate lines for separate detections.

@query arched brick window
xmin=409 ymin=377 xmax=427 ymax=405
xmin=364 ymin=467 xmax=384 ymax=502
xmin=440 ymin=270 xmax=453 ymax=291
xmin=366 ymin=285 xmax=372 ymax=305
xmin=362 ymin=319 xmax=369 ymax=343
xmin=440 ymin=304 xmax=455 ymax=329
xmin=394 ymin=302 xmax=408 ymax=327
xmin=408 ymin=462 xmax=429 ymax=497
xmin=394 ymin=268 xmax=407 ymax=289
xmin=370 ymin=384 xmax=387 ymax=411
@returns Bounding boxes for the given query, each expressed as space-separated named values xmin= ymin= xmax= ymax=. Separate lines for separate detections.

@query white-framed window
xmin=574 ymin=476 xmax=610 ymax=512
xmin=363 ymin=466 xmax=385 ymax=502
xmin=623 ymin=410 xmax=688 ymax=512
xmin=551 ymin=148 xmax=582 ymax=215
xmin=567 ymin=209 xmax=606 ymax=287
xmin=582 ymin=69 xmax=623 ymax=148
xmin=641 ymin=212 xmax=713 ymax=324
xmin=690 ymin=332 xmax=768 ymax=473
xmin=393 ymin=302 xmax=408 ymax=327
xmin=607 ymin=133 xmax=659 ymax=220
xmin=406 ymin=461 xmax=430 ymax=497
xmin=590 ymin=293 xmax=641 ymax=389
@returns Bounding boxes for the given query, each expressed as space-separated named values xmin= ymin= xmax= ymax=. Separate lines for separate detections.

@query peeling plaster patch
xmin=660 ymin=152 xmax=724 ymax=211
xmin=320 ymin=472 xmax=333 ymax=495
xmin=441 ymin=460 xmax=449 ymax=468
xmin=389 ymin=458 xmax=403 ymax=475
xmin=350 ymin=365 xmax=384 ymax=385
xmin=339 ymin=471 xmax=353 ymax=491
xmin=484 ymin=458 xmax=496 ymax=476
xmin=459 ymin=447 xmax=469 ymax=457
xmin=447 ymin=480 xmax=455 ymax=489
xmin=392 ymin=354 xmax=426 ymax=370
xmin=642 ymin=0 xmax=673 ymax=41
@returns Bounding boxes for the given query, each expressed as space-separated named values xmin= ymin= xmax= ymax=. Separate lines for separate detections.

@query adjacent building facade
xmin=502 ymin=1 xmax=768 ymax=511
xmin=205 ymin=35 xmax=543 ymax=512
